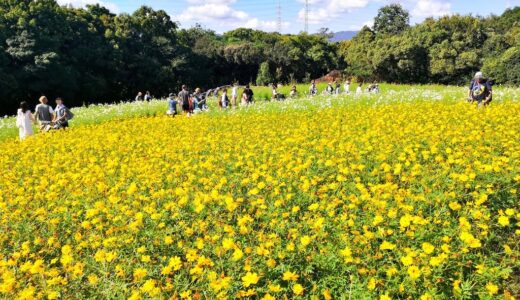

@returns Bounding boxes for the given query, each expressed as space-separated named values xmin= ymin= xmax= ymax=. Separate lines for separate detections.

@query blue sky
xmin=57 ymin=0 xmax=519 ymax=34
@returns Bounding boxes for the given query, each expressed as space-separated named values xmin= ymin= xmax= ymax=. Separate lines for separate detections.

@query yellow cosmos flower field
xmin=0 ymin=90 xmax=519 ymax=299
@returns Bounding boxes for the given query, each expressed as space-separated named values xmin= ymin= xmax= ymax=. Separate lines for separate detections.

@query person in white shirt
xmin=344 ymin=80 xmax=350 ymax=94
xmin=16 ymin=101 xmax=35 ymax=140
xmin=356 ymin=83 xmax=363 ymax=94
xmin=231 ymin=84 xmax=238 ymax=108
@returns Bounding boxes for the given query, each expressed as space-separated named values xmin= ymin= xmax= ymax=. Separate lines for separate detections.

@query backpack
xmin=471 ymin=80 xmax=490 ymax=101
xmin=67 ymin=109 xmax=74 ymax=120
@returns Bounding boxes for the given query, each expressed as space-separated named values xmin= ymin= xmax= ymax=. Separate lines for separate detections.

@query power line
xmin=304 ymin=0 xmax=309 ymax=33
xmin=277 ymin=0 xmax=282 ymax=33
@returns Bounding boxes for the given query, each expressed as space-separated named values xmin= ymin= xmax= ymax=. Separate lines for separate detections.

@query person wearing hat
xmin=469 ymin=72 xmax=493 ymax=106
xmin=167 ymin=93 xmax=177 ymax=117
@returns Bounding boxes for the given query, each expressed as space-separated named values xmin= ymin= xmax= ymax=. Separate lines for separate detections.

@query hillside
xmin=329 ymin=31 xmax=359 ymax=42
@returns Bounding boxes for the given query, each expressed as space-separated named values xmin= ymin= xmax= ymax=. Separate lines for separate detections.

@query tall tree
xmin=373 ymin=4 xmax=410 ymax=35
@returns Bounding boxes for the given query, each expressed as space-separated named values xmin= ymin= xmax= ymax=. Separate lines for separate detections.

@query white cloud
xmin=296 ymin=0 xmax=371 ymax=24
xmin=411 ymin=0 xmax=451 ymax=18
xmin=187 ymin=0 xmax=237 ymax=4
xmin=56 ymin=0 xmax=119 ymax=13
xmin=175 ymin=1 xmax=289 ymax=32
xmin=177 ymin=4 xmax=248 ymax=23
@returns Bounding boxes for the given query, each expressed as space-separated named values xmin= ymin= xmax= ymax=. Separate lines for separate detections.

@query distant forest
xmin=0 ymin=1 xmax=519 ymax=114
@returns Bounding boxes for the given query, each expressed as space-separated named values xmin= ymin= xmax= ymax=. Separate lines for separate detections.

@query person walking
xmin=167 ymin=93 xmax=177 ymax=117
xmin=16 ymin=101 xmax=35 ymax=140
xmin=344 ymin=80 xmax=350 ymax=94
xmin=309 ymin=80 xmax=318 ymax=96
xmin=220 ymin=89 xmax=230 ymax=109
xmin=144 ymin=91 xmax=152 ymax=101
xmin=53 ymin=98 xmax=73 ymax=129
xmin=243 ymin=85 xmax=254 ymax=104
xmin=335 ymin=80 xmax=341 ymax=95
xmin=326 ymin=83 xmax=334 ymax=95
xmin=34 ymin=96 xmax=54 ymax=131
xmin=231 ymin=83 xmax=238 ymax=108
xmin=178 ymin=85 xmax=191 ymax=116
xmin=356 ymin=83 xmax=363 ymax=94
xmin=469 ymin=72 xmax=493 ymax=106
xmin=290 ymin=85 xmax=298 ymax=98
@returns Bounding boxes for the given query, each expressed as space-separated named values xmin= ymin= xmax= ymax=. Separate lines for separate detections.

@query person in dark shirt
xmin=178 ymin=85 xmax=191 ymax=116
xmin=469 ymin=72 xmax=493 ymax=106
xmin=243 ymin=85 xmax=254 ymax=104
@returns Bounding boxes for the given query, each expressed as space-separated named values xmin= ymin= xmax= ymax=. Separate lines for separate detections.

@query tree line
xmin=0 ymin=0 xmax=518 ymax=115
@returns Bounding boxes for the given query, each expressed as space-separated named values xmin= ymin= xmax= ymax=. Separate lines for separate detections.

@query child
xmin=167 ymin=93 xmax=177 ymax=117
xmin=16 ymin=101 xmax=34 ymax=140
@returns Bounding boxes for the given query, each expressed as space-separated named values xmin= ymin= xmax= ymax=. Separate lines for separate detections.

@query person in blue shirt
xmin=167 ymin=93 xmax=177 ymax=117
xmin=53 ymin=98 xmax=72 ymax=129
xmin=469 ymin=72 xmax=493 ymax=106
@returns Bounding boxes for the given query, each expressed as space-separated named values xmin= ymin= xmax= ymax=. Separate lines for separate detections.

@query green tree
xmin=373 ymin=4 xmax=410 ymax=35
xmin=256 ymin=61 xmax=273 ymax=86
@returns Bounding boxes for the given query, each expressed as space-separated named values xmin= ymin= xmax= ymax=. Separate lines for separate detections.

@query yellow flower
xmin=88 ymin=274 xmax=99 ymax=285
xmin=498 ymin=216 xmax=510 ymax=226
xmin=47 ymin=291 xmax=59 ymax=300
xmin=386 ymin=267 xmax=398 ymax=277
xmin=232 ymin=248 xmax=244 ymax=261
xmin=133 ymin=268 xmax=147 ymax=281
xmin=292 ymin=284 xmax=304 ymax=296
xmin=141 ymin=279 xmax=160 ymax=296
xmin=282 ymin=271 xmax=299 ymax=281
xmin=300 ymin=235 xmax=312 ymax=247
xmin=401 ymin=255 xmax=413 ymax=266
xmin=323 ymin=290 xmax=332 ymax=300
xmin=380 ymin=241 xmax=396 ymax=250
xmin=241 ymin=272 xmax=260 ymax=287
xmin=380 ymin=294 xmax=392 ymax=300
xmin=407 ymin=265 xmax=421 ymax=280
xmin=449 ymin=202 xmax=461 ymax=211
xmin=486 ymin=282 xmax=499 ymax=295
xmin=422 ymin=242 xmax=435 ymax=255
xmin=222 ymin=238 xmax=235 ymax=250
xmin=105 ymin=251 xmax=116 ymax=262
xmin=367 ymin=277 xmax=376 ymax=291
xmin=268 ymin=284 xmax=282 ymax=293
xmin=420 ymin=293 xmax=433 ymax=300
xmin=261 ymin=294 xmax=276 ymax=300
xmin=128 ymin=291 xmax=141 ymax=300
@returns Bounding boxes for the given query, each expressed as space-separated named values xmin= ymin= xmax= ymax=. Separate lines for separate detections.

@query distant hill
xmin=329 ymin=31 xmax=358 ymax=42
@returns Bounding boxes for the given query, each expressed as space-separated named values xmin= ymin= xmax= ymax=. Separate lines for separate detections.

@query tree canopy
xmin=0 ymin=1 xmax=518 ymax=115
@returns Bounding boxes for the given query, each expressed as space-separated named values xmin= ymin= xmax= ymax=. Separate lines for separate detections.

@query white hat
xmin=474 ymin=71 xmax=483 ymax=79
